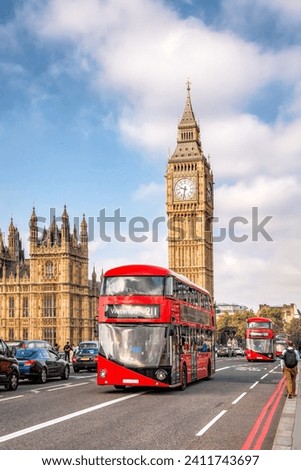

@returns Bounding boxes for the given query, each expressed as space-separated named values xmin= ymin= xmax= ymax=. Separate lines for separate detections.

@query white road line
xmin=30 ymin=383 xmax=71 ymax=392
xmin=250 ymin=381 xmax=259 ymax=389
xmin=216 ymin=366 xmax=232 ymax=371
xmin=0 ymin=391 xmax=146 ymax=443
xmin=196 ymin=410 xmax=228 ymax=436
xmin=0 ymin=395 xmax=24 ymax=402
xmin=48 ymin=382 xmax=89 ymax=392
xmin=72 ymin=374 xmax=96 ymax=379
xmin=232 ymin=392 xmax=247 ymax=404
xmin=260 ymin=373 xmax=269 ymax=380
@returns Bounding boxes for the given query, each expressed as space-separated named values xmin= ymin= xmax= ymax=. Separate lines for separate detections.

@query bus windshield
xmin=101 ymin=276 xmax=165 ymax=296
xmin=98 ymin=324 xmax=169 ymax=368
xmin=246 ymin=338 xmax=274 ymax=354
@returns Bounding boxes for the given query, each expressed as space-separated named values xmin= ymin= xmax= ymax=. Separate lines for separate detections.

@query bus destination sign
xmin=105 ymin=304 xmax=160 ymax=318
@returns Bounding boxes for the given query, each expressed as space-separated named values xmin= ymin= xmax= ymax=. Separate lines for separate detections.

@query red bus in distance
xmin=275 ymin=333 xmax=287 ymax=357
xmin=245 ymin=317 xmax=276 ymax=362
xmin=97 ymin=264 xmax=216 ymax=390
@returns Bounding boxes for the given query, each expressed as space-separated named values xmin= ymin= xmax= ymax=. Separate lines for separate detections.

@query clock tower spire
xmin=166 ymin=82 xmax=214 ymax=297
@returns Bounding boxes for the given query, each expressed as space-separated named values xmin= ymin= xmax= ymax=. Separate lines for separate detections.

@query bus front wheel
xmin=180 ymin=364 xmax=187 ymax=391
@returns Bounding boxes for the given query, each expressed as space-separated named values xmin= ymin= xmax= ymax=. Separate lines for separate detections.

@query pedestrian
xmin=63 ymin=341 xmax=73 ymax=362
xmin=281 ymin=340 xmax=300 ymax=399
xmin=54 ymin=343 xmax=60 ymax=354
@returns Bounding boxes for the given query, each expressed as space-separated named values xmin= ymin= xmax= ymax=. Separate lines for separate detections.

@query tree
xmin=257 ymin=307 xmax=285 ymax=333
xmin=285 ymin=318 xmax=301 ymax=347
xmin=216 ymin=311 xmax=250 ymax=345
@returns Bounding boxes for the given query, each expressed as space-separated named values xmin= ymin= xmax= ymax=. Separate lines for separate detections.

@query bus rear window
xmin=101 ymin=276 xmax=164 ymax=296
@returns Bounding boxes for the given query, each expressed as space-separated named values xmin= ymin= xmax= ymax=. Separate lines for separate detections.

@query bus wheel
xmin=114 ymin=385 xmax=126 ymax=390
xmin=180 ymin=364 xmax=187 ymax=391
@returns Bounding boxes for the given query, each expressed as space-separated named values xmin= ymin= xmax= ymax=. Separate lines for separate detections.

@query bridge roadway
xmin=0 ymin=356 xmax=296 ymax=451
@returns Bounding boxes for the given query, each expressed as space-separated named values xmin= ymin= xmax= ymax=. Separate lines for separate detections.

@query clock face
xmin=174 ymin=178 xmax=196 ymax=200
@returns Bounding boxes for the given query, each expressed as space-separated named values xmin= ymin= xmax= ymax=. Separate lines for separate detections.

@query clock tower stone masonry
xmin=165 ymin=82 xmax=214 ymax=297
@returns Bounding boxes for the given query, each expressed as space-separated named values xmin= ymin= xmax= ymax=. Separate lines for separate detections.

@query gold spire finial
xmin=186 ymin=77 xmax=191 ymax=92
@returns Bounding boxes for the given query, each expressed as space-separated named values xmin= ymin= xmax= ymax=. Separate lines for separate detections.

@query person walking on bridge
xmin=281 ymin=340 xmax=300 ymax=399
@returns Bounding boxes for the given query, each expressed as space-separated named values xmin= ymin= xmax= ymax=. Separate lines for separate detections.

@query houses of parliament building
xmin=0 ymin=207 xmax=99 ymax=347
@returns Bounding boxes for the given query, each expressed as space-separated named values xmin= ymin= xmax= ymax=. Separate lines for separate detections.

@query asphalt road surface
xmin=0 ymin=356 xmax=285 ymax=450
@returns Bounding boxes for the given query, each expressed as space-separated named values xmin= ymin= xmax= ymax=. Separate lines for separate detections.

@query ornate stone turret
xmin=49 ymin=215 xmax=60 ymax=246
xmin=61 ymin=205 xmax=70 ymax=244
xmin=177 ymin=79 xmax=201 ymax=148
xmin=7 ymin=218 xmax=23 ymax=261
xmin=30 ymin=207 xmax=38 ymax=246
xmin=72 ymin=224 xmax=78 ymax=247
xmin=0 ymin=229 xmax=4 ymax=254
xmin=80 ymin=214 xmax=88 ymax=247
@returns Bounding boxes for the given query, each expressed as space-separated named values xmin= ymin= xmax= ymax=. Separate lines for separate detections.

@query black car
xmin=16 ymin=347 xmax=70 ymax=383
xmin=0 ymin=339 xmax=20 ymax=391
xmin=72 ymin=347 xmax=98 ymax=372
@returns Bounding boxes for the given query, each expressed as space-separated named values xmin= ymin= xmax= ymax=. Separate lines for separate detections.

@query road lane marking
xmin=252 ymin=379 xmax=286 ymax=449
xmin=30 ymin=381 xmax=89 ymax=393
xmin=0 ymin=395 xmax=24 ymax=402
xmin=72 ymin=374 xmax=96 ymax=379
xmin=260 ymin=373 xmax=269 ymax=380
xmin=216 ymin=366 xmax=232 ymax=371
xmin=232 ymin=392 xmax=247 ymax=404
xmin=241 ymin=376 xmax=285 ymax=450
xmin=250 ymin=381 xmax=259 ymax=389
xmin=0 ymin=391 xmax=147 ymax=443
xmin=196 ymin=410 xmax=228 ymax=436
xmin=47 ymin=382 xmax=89 ymax=392
xmin=30 ymin=383 xmax=72 ymax=392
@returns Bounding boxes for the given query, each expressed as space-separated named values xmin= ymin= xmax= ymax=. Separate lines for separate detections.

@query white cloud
xmin=260 ymin=0 xmax=301 ymax=19
xmin=90 ymin=236 xmax=168 ymax=276
xmin=205 ymin=114 xmax=301 ymax=180
xmin=133 ymin=182 xmax=165 ymax=201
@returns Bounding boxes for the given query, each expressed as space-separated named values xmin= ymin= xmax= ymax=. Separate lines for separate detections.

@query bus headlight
xmin=99 ymin=369 xmax=107 ymax=378
xmin=155 ymin=369 xmax=167 ymax=381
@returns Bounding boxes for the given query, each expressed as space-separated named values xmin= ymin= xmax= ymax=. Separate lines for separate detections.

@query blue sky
xmin=1 ymin=0 xmax=301 ymax=312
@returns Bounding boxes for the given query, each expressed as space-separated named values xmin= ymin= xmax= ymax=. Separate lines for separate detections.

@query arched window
xmin=45 ymin=261 xmax=54 ymax=276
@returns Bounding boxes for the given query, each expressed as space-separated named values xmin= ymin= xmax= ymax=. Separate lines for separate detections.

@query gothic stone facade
xmin=166 ymin=82 xmax=214 ymax=297
xmin=0 ymin=207 xmax=99 ymax=349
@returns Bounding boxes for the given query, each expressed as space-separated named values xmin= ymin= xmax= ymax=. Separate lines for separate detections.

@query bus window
xmin=102 ymin=276 xmax=164 ymax=296
xmin=164 ymin=276 xmax=174 ymax=297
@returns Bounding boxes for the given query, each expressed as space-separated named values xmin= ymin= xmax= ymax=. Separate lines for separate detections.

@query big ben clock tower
xmin=166 ymin=81 xmax=214 ymax=296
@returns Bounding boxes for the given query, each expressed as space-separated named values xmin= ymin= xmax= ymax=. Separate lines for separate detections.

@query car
xmin=6 ymin=339 xmax=54 ymax=355
xmin=217 ymin=346 xmax=231 ymax=357
xmin=78 ymin=341 xmax=99 ymax=350
xmin=16 ymin=347 xmax=70 ymax=383
xmin=0 ymin=339 xmax=20 ymax=391
xmin=72 ymin=346 xmax=98 ymax=372
xmin=233 ymin=347 xmax=245 ymax=357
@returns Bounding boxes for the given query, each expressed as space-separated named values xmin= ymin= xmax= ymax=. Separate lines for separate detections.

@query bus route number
xmin=184 ymin=455 xmax=260 ymax=466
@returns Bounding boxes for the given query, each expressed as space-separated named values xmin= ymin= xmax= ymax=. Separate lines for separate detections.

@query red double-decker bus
xmin=245 ymin=317 xmax=276 ymax=362
xmin=97 ymin=264 xmax=215 ymax=390
xmin=275 ymin=333 xmax=287 ymax=357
